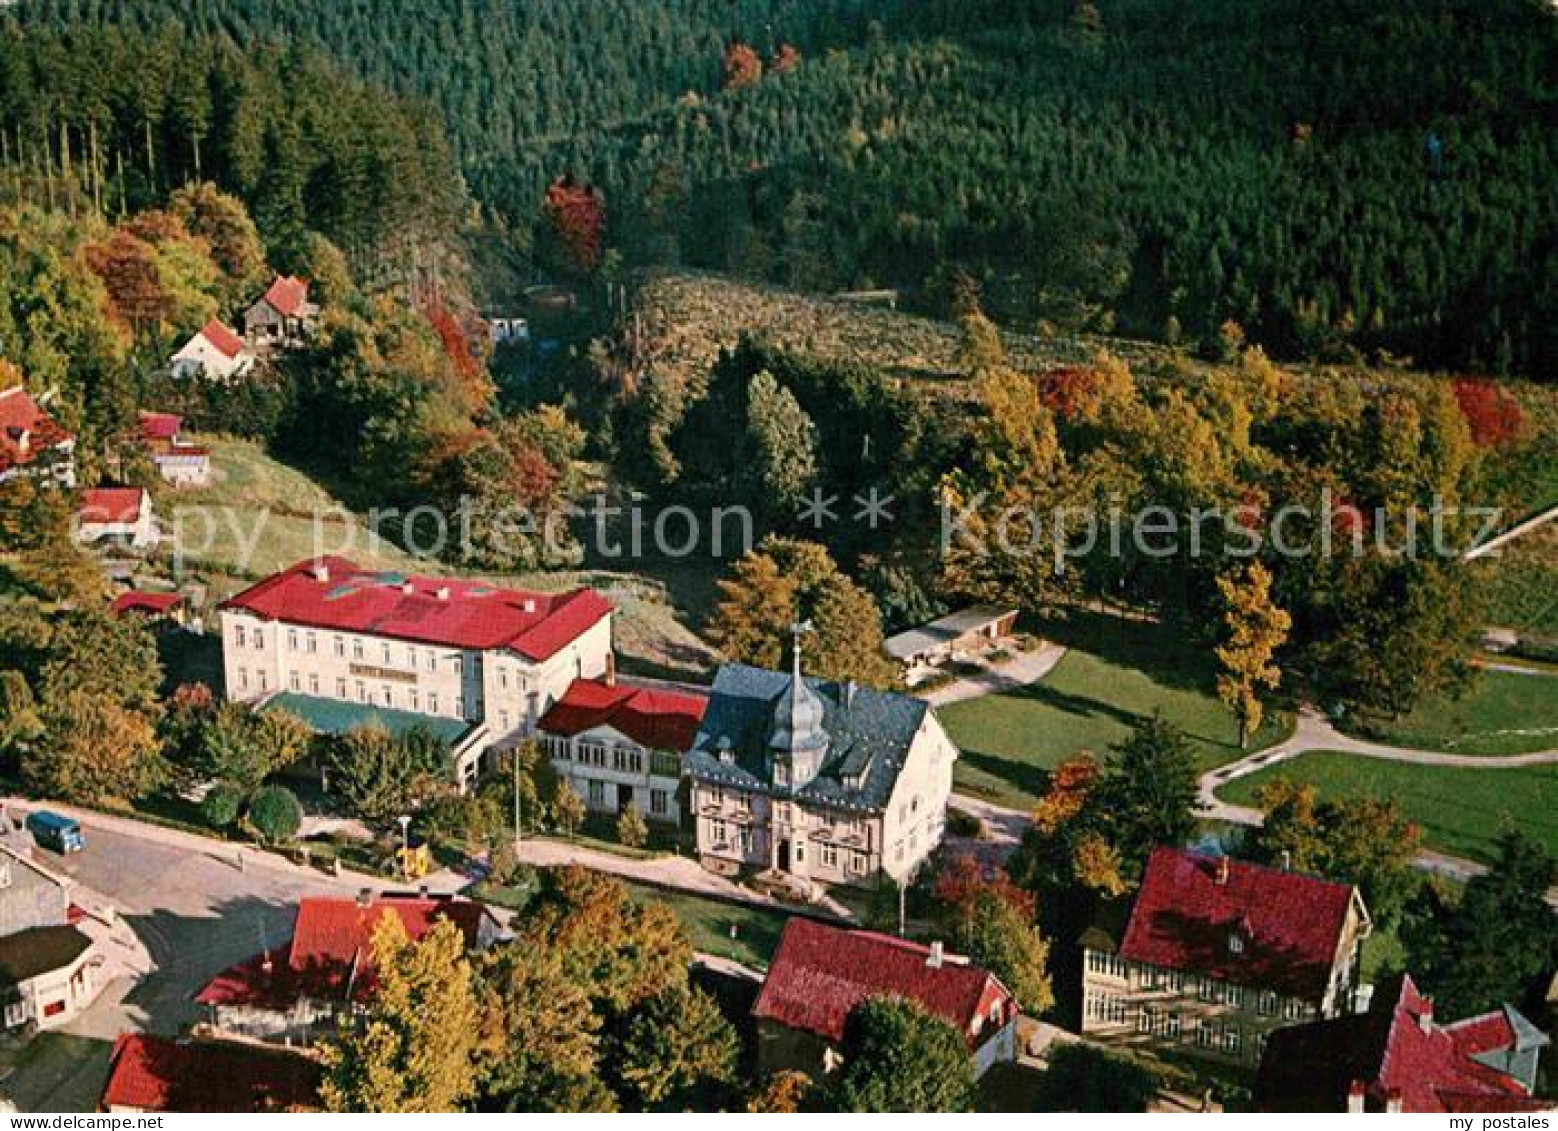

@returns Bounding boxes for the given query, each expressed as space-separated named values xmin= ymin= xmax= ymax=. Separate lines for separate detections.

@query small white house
xmin=170 ymin=319 xmax=255 ymax=381
xmin=76 ymin=487 xmax=156 ymax=549
xmin=140 ymin=412 xmax=211 ymax=487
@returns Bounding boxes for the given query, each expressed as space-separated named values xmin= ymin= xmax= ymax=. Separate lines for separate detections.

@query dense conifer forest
xmin=15 ymin=0 xmax=1558 ymax=378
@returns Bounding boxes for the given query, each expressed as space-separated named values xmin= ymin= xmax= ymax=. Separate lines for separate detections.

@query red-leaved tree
xmin=723 ymin=41 xmax=763 ymax=89
xmin=1453 ymin=377 xmax=1526 ymax=448
xmin=542 ymin=176 xmax=606 ymax=276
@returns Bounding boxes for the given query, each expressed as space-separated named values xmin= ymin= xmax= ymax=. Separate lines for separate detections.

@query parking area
xmin=0 ymin=810 xmax=361 ymax=1111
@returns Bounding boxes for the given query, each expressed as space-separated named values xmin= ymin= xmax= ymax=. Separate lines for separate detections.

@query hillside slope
xmin=23 ymin=0 xmax=1558 ymax=377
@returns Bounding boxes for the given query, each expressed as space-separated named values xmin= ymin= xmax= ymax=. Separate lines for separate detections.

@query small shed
xmin=884 ymin=606 xmax=1018 ymax=680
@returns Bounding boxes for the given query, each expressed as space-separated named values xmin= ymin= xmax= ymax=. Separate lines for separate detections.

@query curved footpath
xmin=1196 ymin=708 xmax=1558 ymax=902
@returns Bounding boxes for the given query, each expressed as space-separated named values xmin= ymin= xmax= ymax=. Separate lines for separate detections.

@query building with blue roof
xmin=684 ymin=643 xmax=959 ymax=898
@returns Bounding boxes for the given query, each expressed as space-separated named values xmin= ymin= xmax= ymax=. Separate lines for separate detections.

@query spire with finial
xmin=770 ymin=619 xmax=828 ymax=787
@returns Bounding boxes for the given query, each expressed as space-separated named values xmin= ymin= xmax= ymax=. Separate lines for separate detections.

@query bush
xmin=617 ymin=801 xmax=649 ymax=849
xmin=247 ymin=784 xmax=303 ymax=845
xmin=489 ymin=838 xmax=519 ymax=885
xmin=1038 ymin=1044 xmax=1160 ymax=1112
xmin=201 ymin=783 xmax=244 ymax=829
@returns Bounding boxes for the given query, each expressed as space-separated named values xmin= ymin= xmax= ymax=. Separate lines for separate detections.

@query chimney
xmin=1215 ymin=856 xmax=1231 ymax=885
xmin=1347 ymin=1081 xmax=1367 ymax=1114
xmin=521 ymin=597 xmax=537 ymax=614
xmin=1281 ymin=850 xmax=1292 ymax=872
xmin=14 ymin=427 xmax=29 ymax=454
xmin=435 ymin=586 xmax=451 ymax=601
xmin=402 ymin=581 xmax=416 ymax=595
xmin=605 ymin=653 xmax=616 ymax=687
xmin=356 ymin=887 xmax=373 ymax=908
xmin=844 ymin=680 xmax=857 ymax=710
xmin=927 ymin=941 xmax=944 ymax=969
xmin=1417 ymin=998 xmax=1434 ymax=1033
xmin=313 ymin=562 xmax=330 ymax=583
xmin=1384 ymin=1089 xmax=1403 ymax=1115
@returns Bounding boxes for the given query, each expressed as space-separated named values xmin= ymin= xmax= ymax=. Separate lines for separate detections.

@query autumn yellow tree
xmin=320 ymin=914 xmax=496 ymax=1113
xmin=1214 ymin=561 xmax=1292 ymax=747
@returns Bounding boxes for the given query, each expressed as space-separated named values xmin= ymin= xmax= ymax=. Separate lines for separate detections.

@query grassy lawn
xmin=1342 ymin=669 xmax=1558 ymax=756
xmin=479 ymin=874 xmax=788 ymax=969
xmin=153 ymin=436 xmax=424 ymax=580
xmin=940 ymin=613 xmax=1291 ymax=809
xmin=617 ymin=879 xmax=789 ymax=970
xmin=1219 ymin=751 xmax=1558 ymax=864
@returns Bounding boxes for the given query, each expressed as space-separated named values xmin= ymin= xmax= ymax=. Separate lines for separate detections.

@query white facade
xmin=170 ymin=332 xmax=255 ymax=381
xmin=541 ymin=724 xmax=685 ymax=825
xmin=219 ymin=607 xmax=613 ymax=781
xmin=76 ymin=496 xmax=156 ymax=550
xmin=693 ymin=709 xmax=958 ymax=891
xmin=151 ymin=448 xmax=211 ymax=487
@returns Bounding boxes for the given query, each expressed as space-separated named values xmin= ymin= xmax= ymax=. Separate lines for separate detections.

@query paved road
xmin=0 ymin=803 xmax=383 ymax=1112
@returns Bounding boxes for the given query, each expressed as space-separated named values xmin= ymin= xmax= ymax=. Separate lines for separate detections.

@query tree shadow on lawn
xmin=1030 ymin=607 xmax=1219 ymax=699
xmin=957 ymin=748 xmax=1053 ymax=803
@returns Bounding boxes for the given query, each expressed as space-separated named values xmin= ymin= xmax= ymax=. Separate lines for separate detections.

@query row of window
xmin=1084 ymin=994 xmax=1266 ymax=1058
xmin=544 ymin=735 xmax=681 ymax=779
xmin=579 ymin=780 xmax=673 ymax=818
xmin=235 ymin=665 xmax=468 ymax=719
xmin=233 ymin=623 xmax=534 ymax=692
xmin=1084 ymin=953 xmax=1307 ymax=1020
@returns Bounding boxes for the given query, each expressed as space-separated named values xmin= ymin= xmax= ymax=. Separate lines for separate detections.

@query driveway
xmin=916 ymin=642 xmax=1067 ymax=707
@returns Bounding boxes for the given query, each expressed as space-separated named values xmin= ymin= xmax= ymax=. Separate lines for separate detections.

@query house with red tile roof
xmin=1081 ymin=847 xmax=1372 ymax=1067
xmin=110 ymin=590 xmax=187 ymax=622
xmin=0 ymin=384 xmax=75 ymax=487
xmin=1256 ymin=974 xmax=1553 ymax=1113
xmin=195 ymin=891 xmax=501 ymax=1046
xmin=219 ymin=557 xmax=614 ymax=791
xmin=753 ymin=918 xmax=1017 ymax=1081
xmin=100 ymin=1034 xmax=322 ymax=1113
xmin=170 ymin=318 xmax=255 ymax=381
xmin=76 ymin=487 xmax=155 ymax=549
xmin=538 ymin=677 xmax=708 ymax=826
xmin=139 ymin=411 xmax=211 ymax=487
xmin=244 ymin=275 xmax=318 ymax=346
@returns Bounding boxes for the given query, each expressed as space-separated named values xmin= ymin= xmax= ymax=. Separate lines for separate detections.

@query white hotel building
xmin=219 ymin=557 xmax=614 ymax=788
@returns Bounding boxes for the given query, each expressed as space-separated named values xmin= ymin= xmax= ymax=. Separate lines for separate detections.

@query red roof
xmin=196 ymin=319 xmax=246 ymax=360
xmin=197 ymin=895 xmax=489 ymax=1007
xmin=1119 ymin=848 xmax=1359 ymax=1000
xmin=79 ymin=487 xmax=146 ymax=525
xmin=220 ymin=557 xmax=613 ymax=660
xmin=139 ymin=411 xmax=182 ymax=441
xmin=110 ymin=591 xmax=184 ymax=617
xmin=753 ymin=918 xmax=1014 ymax=1047
xmin=260 ymin=275 xmax=310 ymax=319
xmin=101 ymin=1034 xmax=320 ymax=1112
xmin=539 ymin=678 xmax=708 ymax=751
xmin=0 ymin=385 xmax=72 ymax=475
xmin=1258 ymin=976 xmax=1549 ymax=1113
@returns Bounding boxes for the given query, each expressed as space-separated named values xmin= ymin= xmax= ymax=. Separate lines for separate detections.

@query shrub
xmin=247 ymin=784 xmax=303 ymax=845
xmin=201 ymin=783 xmax=244 ymax=829
xmin=617 ymin=801 xmax=650 ymax=849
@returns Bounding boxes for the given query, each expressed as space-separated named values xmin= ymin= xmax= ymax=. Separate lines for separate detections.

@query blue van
xmin=26 ymin=811 xmax=84 ymax=854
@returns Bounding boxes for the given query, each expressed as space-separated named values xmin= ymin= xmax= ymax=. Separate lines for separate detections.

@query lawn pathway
xmin=1197 ymin=709 xmax=1558 ymax=904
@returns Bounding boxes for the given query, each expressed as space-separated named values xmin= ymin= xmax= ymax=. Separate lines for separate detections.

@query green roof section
xmin=264 ymin=692 xmax=475 ymax=746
